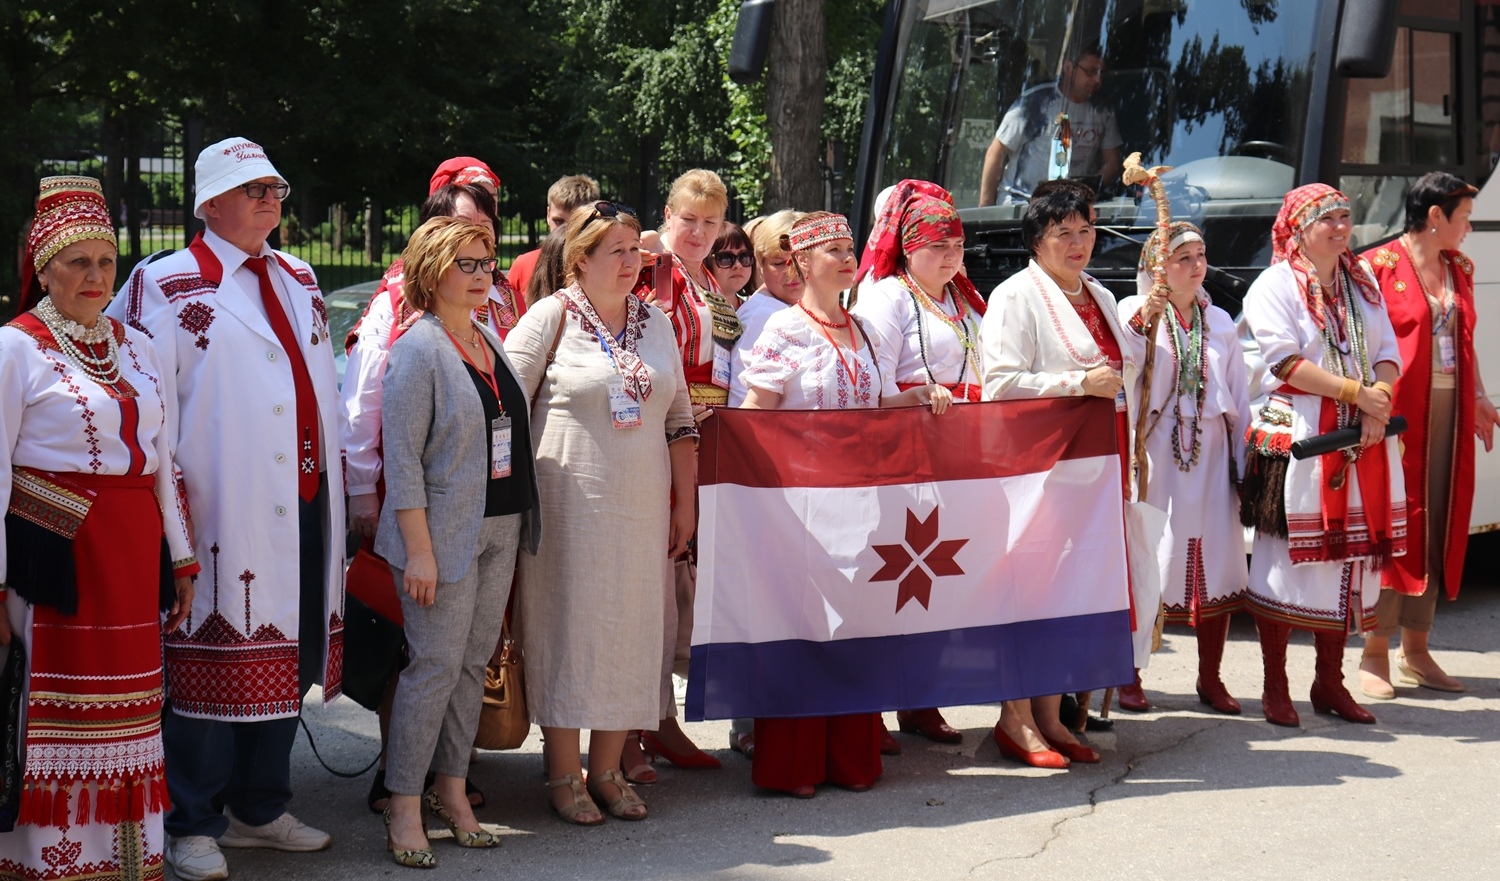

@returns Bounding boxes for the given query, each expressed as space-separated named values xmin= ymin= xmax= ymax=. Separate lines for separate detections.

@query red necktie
xmin=247 ymin=256 xmax=320 ymax=502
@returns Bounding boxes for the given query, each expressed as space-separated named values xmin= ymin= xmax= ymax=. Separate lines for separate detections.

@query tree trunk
xmin=764 ymin=0 xmax=827 ymax=212
xmin=331 ymin=203 xmax=345 ymax=253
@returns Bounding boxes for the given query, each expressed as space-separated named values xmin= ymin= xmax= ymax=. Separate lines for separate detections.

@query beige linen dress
xmin=504 ymin=294 xmax=696 ymax=730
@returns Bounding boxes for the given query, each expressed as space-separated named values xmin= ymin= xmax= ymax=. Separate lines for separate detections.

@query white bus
xmin=821 ymin=0 xmax=1500 ymax=533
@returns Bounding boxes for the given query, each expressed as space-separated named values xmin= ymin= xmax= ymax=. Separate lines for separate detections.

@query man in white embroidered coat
xmin=106 ymin=137 xmax=345 ymax=880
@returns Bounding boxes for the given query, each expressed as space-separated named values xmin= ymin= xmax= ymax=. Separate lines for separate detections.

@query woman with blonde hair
xmin=505 ymin=202 xmax=697 ymax=824
xmin=376 ymin=216 xmax=538 ymax=866
xmin=739 ymin=212 xmax=947 ymax=797
xmin=728 ymin=209 xmax=805 ymax=409
xmin=630 ymin=169 xmax=742 ymax=773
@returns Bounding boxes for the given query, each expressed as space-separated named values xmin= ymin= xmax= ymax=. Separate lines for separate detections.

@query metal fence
xmin=20 ymin=108 xmax=790 ymax=304
xmin=27 ymin=111 xmax=549 ymax=297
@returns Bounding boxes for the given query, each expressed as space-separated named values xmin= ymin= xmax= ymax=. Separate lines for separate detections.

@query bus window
xmin=873 ymin=0 xmax=1321 ymax=292
xmin=1340 ymin=25 xmax=1460 ymax=247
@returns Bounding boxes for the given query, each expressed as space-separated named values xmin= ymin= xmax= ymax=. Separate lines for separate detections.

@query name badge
xmin=608 ymin=375 xmax=643 ymax=429
xmin=491 ymin=416 xmax=512 ymax=479
xmin=1439 ymin=335 xmax=1457 ymax=374
xmin=1115 ymin=388 xmax=1128 ymax=413
xmin=712 ymin=341 xmax=732 ymax=389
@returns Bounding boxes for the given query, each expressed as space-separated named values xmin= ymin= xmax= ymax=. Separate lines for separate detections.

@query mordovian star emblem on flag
xmin=869 ymin=507 xmax=968 ymax=612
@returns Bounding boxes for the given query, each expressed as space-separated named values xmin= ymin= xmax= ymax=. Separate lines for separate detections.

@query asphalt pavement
xmin=217 ymin=557 xmax=1500 ymax=881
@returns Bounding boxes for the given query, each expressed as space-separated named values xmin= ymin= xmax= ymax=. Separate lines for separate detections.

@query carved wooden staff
xmin=1122 ymin=150 xmax=1174 ymax=499
xmin=1096 ymin=152 xmax=1173 ymax=721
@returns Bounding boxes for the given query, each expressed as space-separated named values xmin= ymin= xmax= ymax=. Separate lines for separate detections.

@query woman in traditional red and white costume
xmin=1356 ymin=172 xmax=1499 ymax=698
xmin=1239 ymin=183 xmax=1405 ymax=727
xmin=1117 ymin=222 xmax=1250 ymax=714
xmin=979 ymin=181 xmax=1139 ymax=768
xmin=629 ymin=171 xmax=745 ymax=775
xmin=0 ymin=176 xmax=197 ymax=881
xmin=850 ymin=179 xmax=984 ymax=747
xmin=739 ymin=212 xmax=948 ymax=798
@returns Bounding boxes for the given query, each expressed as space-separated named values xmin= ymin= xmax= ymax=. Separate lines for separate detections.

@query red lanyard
xmin=799 ymin=303 xmax=859 ymax=390
xmin=441 ymin=324 xmax=502 ymax=412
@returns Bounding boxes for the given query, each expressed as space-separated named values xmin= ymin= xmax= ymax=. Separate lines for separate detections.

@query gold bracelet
xmin=1337 ymin=377 xmax=1360 ymax=405
xmin=1372 ymin=381 xmax=1394 ymax=399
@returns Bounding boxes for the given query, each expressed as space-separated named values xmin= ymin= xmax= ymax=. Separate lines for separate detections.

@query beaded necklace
xmin=899 ymin=269 xmax=980 ymax=386
xmin=1028 ymin=264 xmax=1107 ymax=368
xmin=35 ymin=296 xmax=126 ymax=389
xmin=1319 ymin=268 xmax=1373 ymax=430
xmin=1163 ymin=298 xmax=1208 ymax=471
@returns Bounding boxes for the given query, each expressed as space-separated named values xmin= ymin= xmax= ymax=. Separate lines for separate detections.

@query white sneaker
xmin=165 ymin=835 xmax=229 ymax=881
xmin=218 ymin=809 xmax=331 ymax=852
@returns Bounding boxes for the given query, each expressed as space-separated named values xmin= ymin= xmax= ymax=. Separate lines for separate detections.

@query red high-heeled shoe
xmin=640 ymin=731 xmax=723 ymax=769
xmin=1042 ymin=736 xmax=1100 ymax=764
xmin=992 ymin=725 xmax=1069 ymax=769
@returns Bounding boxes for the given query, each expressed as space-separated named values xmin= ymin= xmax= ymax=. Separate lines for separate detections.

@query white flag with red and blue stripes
xmin=686 ymin=398 xmax=1135 ymax=721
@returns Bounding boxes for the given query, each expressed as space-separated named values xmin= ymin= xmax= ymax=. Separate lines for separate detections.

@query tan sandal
xmin=588 ymin=768 xmax=648 ymax=821
xmin=545 ymin=773 xmax=604 ymax=826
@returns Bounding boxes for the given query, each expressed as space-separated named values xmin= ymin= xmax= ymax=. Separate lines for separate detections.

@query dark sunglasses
xmin=711 ymin=250 xmax=755 ymax=269
xmin=454 ymin=257 xmax=500 ymax=274
xmin=581 ymin=200 xmax=638 ymax=232
xmin=238 ymin=182 xmax=291 ymax=201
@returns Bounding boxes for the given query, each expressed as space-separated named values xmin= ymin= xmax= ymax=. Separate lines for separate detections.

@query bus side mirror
xmin=729 ymin=0 xmax=776 ymax=84
xmin=1335 ymin=0 xmax=1400 ymax=78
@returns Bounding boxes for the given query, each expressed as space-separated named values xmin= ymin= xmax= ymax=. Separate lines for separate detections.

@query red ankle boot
xmin=1116 ymin=669 xmax=1150 ymax=712
xmin=1195 ymin=614 xmax=1241 ymax=715
xmin=1310 ymin=630 xmax=1376 ymax=724
xmin=1256 ymin=616 xmax=1299 ymax=727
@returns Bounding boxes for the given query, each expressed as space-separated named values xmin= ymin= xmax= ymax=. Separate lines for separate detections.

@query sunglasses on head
xmin=581 ymin=200 xmax=638 ymax=232
xmin=711 ymin=250 xmax=754 ymax=269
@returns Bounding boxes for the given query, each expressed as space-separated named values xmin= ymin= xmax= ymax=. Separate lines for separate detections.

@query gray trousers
xmin=387 ymin=513 xmax=521 ymax=795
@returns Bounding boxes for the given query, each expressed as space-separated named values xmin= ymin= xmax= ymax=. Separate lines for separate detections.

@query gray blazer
xmin=374 ymin=313 xmax=541 ymax=582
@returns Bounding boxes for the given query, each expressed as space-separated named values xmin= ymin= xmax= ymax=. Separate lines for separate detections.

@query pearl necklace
xmin=35 ymin=297 xmax=124 ymax=387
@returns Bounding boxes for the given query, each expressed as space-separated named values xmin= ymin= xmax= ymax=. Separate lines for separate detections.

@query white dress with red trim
xmin=739 ymin=308 xmax=895 ymax=410
xmin=851 ymin=274 xmax=985 ymax=401
xmin=1240 ymin=261 xmax=1407 ymax=632
xmin=107 ymin=229 xmax=347 ymax=721
xmin=0 ymin=312 xmax=197 ymax=881
xmin=1117 ymin=293 xmax=1251 ymax=624
xmin=340 ymin=259 xmax=520 ymax=497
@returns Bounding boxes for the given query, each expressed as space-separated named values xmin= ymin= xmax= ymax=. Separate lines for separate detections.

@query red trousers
xmin=751 ymin=714 xmax=882 ymax=792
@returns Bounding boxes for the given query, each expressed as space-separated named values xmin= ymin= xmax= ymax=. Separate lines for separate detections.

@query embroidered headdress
xmin=788 ymin=213 xmax=853 ymax=252
xmin=429 ymin=156 xmax=500 ymax=196
xmin=1271 ymin=183 xmax=1382 ymax=327
xmin=21 ymin=176 xmax=118 ymax=312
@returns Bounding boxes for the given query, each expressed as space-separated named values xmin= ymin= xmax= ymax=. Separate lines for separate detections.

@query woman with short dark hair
xmin=706 ymin=222 xmax=756 ymax=304
xmin=1356 ymin=172 xmax=1498 ymax=698
xmin=978 ymin=182 xmax=1134 ymax=768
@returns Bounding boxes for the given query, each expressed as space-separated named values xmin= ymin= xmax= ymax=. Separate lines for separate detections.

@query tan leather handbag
xmin=474 ymin=618 xmax=528 ymax=750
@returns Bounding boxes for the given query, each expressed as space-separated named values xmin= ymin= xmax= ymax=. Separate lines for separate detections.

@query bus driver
xmin=979 ymin=45 xmax=1123 ymax=206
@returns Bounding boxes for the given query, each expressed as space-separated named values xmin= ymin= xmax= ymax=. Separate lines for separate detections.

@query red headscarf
xmin=428 ymin=156 xmax=499 ymax=196
xmin=1271 ymin=183 xmax=1381 ymax=329
xmin=856 ymin=179 xmax=983 ymax=314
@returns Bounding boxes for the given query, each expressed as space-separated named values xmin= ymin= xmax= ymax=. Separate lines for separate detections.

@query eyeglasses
xmin=238 ymin=182 xmax=291 ymax=201
xmin=454 ymin=257 xmax=500 ymax=274
xmin=580 ymin=201 xmax=638 ymax=232
xmin=711 ymin=251 xmax=755 ymax=269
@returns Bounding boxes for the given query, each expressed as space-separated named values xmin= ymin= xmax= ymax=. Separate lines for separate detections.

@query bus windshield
xmin=876 ymin=0 xmax=1324 ymax=287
